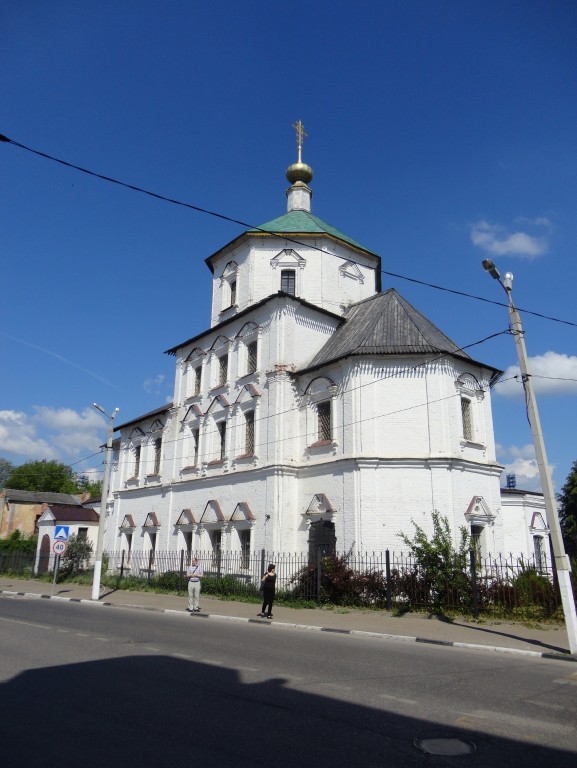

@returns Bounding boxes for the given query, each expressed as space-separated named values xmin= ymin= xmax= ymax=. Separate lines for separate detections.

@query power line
xmin=8 ymin=330 xmax=510 ymax=475
xmin=112 ymin=329 xmax=513 ymax=467
xmin=2 ymin=133 xmax=576 ymax=329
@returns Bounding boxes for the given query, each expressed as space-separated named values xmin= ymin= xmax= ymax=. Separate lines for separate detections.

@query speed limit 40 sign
xmin=52 ymin=539 xmax=68 ymax=556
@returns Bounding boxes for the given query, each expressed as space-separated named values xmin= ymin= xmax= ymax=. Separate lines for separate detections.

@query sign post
xmin=51 ymin=529 xmax=69 ymax=595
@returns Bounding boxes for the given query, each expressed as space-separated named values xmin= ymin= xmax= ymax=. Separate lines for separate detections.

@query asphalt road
xmin=1 ymin=594 xmax=576 ymax=767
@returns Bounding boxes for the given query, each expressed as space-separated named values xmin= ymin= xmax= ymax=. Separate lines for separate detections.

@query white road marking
xmin=0 ymin=616 xmax=51 ymax=631
xmin=553 ymin=679 xmax=577 ymax=686
xmin=525 ymin=700 xmax=566 ymax=711
xmin=468 ymin=709 xmax=574 ymax=735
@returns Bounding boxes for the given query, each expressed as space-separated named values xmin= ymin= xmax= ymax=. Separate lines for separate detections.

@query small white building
xmin=35 ymin=505 xmax=99 ymax=574
xmin=103 ymin=136 xmax=547 ymax=565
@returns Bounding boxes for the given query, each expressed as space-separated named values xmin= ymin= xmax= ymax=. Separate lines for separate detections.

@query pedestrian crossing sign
xmin=54 ymin=526 xmax=70 ymax=541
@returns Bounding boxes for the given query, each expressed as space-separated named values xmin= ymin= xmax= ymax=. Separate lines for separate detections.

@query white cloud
xmin=471 ymin=219 xmax=548 ymax=259
xmin=494 ymin=351 xmax=577 ymax=398
xmin=496 ymin=442 xmax=547 ymax=492
xmin=0 ymin=406 xmax=105 ymax=463
xmin=0 ymin=410 xmax=58 ymax=459
xmin=143 ymin=374 xmax=166 ymax=394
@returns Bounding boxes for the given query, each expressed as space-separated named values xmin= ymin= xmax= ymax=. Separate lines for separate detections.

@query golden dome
xmin=286 ymin=162 xmax=313 ymax=185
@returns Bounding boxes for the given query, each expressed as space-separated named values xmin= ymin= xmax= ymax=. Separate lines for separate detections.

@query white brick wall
xmin=104 ymin=218 xmax=537 ymax=562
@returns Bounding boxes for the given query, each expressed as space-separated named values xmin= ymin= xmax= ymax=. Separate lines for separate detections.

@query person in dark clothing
xmin=258 ymin=564 xmax=276 ymax=618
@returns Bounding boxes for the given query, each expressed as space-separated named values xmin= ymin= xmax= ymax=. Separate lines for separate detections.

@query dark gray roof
xmin=115 ymin=404 xmax=172 ymax=432
xmin=2 ymin=489 xmax=83 ymax=506
xmin=305 ymin=289 xmax=499 ymax=372
xmin=45 ymin=505 xmax=100 ymax=523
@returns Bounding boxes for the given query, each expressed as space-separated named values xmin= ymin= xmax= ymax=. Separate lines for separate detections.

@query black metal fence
xmin=103 ymin=547 xmax=566 ymax=618
xmin=1 ymin=547 xmax=569 ymax=618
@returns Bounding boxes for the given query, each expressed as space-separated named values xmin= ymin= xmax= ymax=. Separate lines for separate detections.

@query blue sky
xmin=1 ymin=1 xmax=576 ymax=492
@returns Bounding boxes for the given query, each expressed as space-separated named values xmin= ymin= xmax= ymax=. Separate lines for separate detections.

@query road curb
xmin=2 ymin=588 xmax=575 ymax=662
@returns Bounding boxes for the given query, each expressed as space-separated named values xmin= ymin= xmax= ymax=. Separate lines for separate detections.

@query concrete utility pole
xmin=482 ymin=259 xmax=577 ymax=655
xmin=91 ymin=403 xmax=119 ymax=601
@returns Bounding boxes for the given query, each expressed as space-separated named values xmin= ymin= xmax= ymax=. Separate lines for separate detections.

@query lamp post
xmin=92 ymin=403 xmax=119 ymax=601
xmin=482 ymin=259 xmax=577 ymax=655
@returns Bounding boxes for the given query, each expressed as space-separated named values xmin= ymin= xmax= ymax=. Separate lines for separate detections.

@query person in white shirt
xmin=186 ymin=557 xmax=204 ymax=613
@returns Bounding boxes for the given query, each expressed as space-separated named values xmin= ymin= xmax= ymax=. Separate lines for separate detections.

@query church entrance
xmin=307 ymin=520 xmax=336 ymax=560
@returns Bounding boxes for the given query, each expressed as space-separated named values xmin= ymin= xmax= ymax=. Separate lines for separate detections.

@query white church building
xmin=104 ymin=128 xmax=549 ymax=566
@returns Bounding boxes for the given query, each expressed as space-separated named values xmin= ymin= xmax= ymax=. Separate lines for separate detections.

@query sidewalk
xmin=1 ymin=576 xmax=574 ymax=661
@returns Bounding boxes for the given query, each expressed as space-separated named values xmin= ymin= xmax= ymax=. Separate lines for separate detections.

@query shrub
xmin=289 ymin=554 xmax=388 ymax=607
xmin=151 ymin=570 xmax=183 ymax=591
xmin=398 ymin=511 xmax=472 ymax=612
xmin=60 ymin=535 xmax=93 ymax=575
xmin=0 ymin=531 xmax=37 ymax=553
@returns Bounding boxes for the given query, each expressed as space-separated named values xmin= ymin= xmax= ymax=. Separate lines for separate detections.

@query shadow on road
xmin=1 ymin=653 xmax=574 ymax=767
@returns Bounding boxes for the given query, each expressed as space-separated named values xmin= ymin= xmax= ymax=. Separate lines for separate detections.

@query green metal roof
xmin=249 ymin=210 xmax=375 ymax=254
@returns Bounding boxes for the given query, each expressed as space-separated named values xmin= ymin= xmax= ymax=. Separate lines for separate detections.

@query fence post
xmin=469 ymin=549 xmax=479 ymax=618
xmin=120 ymin=549 xmax=125 ymax=579
xmin=260 ymin=548 xmax=266 ymax=580
xmin=316 ymin=548 xmax=322 ymax=604
xmin=147 ymin=549 xmax=154 ymax=583
xmin=216 ymin=547 xmax=222 ymax=581
xmin=385 ymin=549 xmax=392 ymax=611
xmin=179 ymin=549 xmax=185 ymax=591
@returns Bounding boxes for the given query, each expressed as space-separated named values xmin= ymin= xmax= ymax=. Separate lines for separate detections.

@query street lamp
xmin=482 ymin=259 xmax=577 ymax=655
xmin=92 ymin=403 xmax=119 ymax=601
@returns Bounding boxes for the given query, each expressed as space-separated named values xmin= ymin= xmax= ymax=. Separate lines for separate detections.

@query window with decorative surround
xmin=247 ymin=341 xmax=258 ymax=375
xmin=218 ymin=354 xmax=228 ymax=387
xmin=193 ymin=428 xmax=200 ymax=465
xmin=245 ymin=410 xmax=255 ymax=454
xmin=240 ymin=529 xmax=251 ymax=568
xmin=304 ymin=376 xmax=337 ymax=449
xmin=455 ymin=373 xmax=485 ymax=446
xmin=461 ymin=397 xmax=473 ymax=442
xmin=217 ymin=421 xmax=226 ymax=461
xmin=153 ymin=437 xmax=162 ymax=475
xmin=134 ymin=445 xmax=141 ymax=478
xmin=281 ymin=269 xmax=296 ymax=295
xmin=220 ymin=261 xmax=239 ymax=312
xmin=193 ymin=366 xmax=202 ymax=395
xmin=317 ymin=401 xmax=331 ymax=442
xmin=270 ymin=249 xmax=305 ymax=296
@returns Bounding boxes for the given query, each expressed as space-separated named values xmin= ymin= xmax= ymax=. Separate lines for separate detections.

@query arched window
xmin=304 ymin=377 xmax=337 ymax=448
xmin=455 ymin=373 xmax=484 ymax=445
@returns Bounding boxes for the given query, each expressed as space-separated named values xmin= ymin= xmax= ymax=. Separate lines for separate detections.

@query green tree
xmin=76 ymin=473 xmax=102 ymax=500
xmin=60 ymin=534 xmax=94 ymax=575
xmin=0 ymin=458 xmax=15 ymax=489
xmin=0 ymin=530 xmax=37 ymax=553
xmin=558 ymin=460 xmax=577 ymax=559
xmin=6 ymin=459 xmax=81 ymax=494
xmin=398 ymin=511 xmax=471 ymax=612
